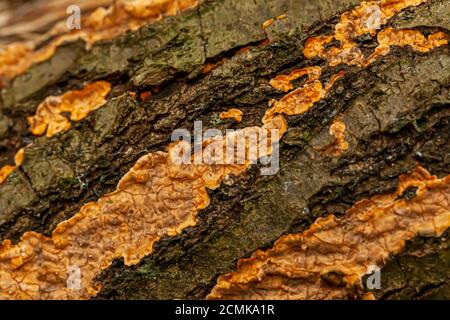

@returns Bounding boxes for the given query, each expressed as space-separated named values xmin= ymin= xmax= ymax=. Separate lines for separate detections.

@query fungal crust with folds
xmin=207 ymin=167 xmax=450 ymax=300
xmin=303 ymin=0 xmax=448 ymax=67
xmin=27 ymin=81 xmax=111 ymax=138
xmin=0 ymin=123 xmax=282 ymax=299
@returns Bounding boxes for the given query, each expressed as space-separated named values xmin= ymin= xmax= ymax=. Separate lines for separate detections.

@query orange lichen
xmin=302 ymin=0 xmax=445 ymax=67
xmin=208 ymin=167 xmax=450 ymax=300
xmin=219 ymin=109 xmax=244 ymax=123
xmin=27 ymin=81 xmax=111 ymax=138
xmin=0 ymin=0 xmax=199 ymax=85
xmin=0 ymin=149 xmax=25 ymax=185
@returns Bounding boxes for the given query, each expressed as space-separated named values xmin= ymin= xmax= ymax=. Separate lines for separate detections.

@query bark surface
xmin=0 ymin=0 xmax=448 ymax=299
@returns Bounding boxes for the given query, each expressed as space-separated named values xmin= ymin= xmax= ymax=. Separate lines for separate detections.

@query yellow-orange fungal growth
xmin=366 ymin=28 xmax=449 ymax=64
xmin=4 ymin=0 xmax=447 ymax=300
xmin=322 ymin=119 xmax=349 ymax=156
xmin=262 ymin=18 xmax=275 ymax=29
xmin=208 ymin=167 xmax=450 ymax=300
xmin=262 ymin=15 xmax=287 ymax=29
xmin=0 ymin=117 xmax=286 ymax=299
xmin=0 ymin=0 xmax=199 ymax=85
xmin=0 ymin=166 xmax=15 ymax=185
xmin=269 ymin=66 xmax=322 ymax=92
xmin=303 ymin=0 xmax=437 ymax=67
xmin=0 ymin=148 xmax=25 ymax=185
xmin=0 ymin=18 xmax=347 ymax=298
xmin=262 ymin=70 xmax=345 ymax=125
xmin=219 ymin=109 xmax=244 ymax=123
xmin=380 ymin=0 xmax=430 ymax=17
xmin=27 ymin=81 xmax=111 ymax=138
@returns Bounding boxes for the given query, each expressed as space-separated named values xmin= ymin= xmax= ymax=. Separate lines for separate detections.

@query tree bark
xmin=0 ymin=0 xmax=448 ymax=300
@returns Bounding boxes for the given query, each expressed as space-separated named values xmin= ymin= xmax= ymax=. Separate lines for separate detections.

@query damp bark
xmin=0 ymin=0 xmax=448 ymax=299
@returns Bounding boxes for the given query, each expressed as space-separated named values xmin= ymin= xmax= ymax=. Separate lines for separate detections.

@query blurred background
xmin=0 ymin=0 xmax=113 ymax=47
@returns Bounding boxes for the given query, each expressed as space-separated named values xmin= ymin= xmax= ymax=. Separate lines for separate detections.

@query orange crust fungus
xmin=0 ymin=120 xmax=284 ymax=299
xmin=0 ymin=29 xmax=346 ymax=299
xmin=366 ymin=28 xmax=449 ymax=64
xmin=27 ymin=81 xmax=111 ymax=138
xmin=320 ymin=119 xmax=349 ymax=156
xmin=269 ymin=66 xmax=322 ymax=92
xmin=303 ymin=0 xmax=447 ymax=67
xmin=0 ymin=0 xmax=199 ymax=86
xmin=219 ymin=109 xmax=244 ymax=123
xmin=0 ymin=149 xmax=24 ymax=185
xmin=262 ymin=70 xmax=345 ymax=125
xmin=208 ymin=167 xmax=450 ymax=300
xmin=0 ymin=51 xmax=342 ymax=298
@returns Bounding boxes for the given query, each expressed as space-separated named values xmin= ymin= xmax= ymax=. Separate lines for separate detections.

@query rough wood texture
xmin=0 ymin=0 xmax=448 ymax=300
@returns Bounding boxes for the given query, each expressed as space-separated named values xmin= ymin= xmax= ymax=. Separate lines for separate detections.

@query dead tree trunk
xmin=0 ymin=0 xmax=448 ymax=299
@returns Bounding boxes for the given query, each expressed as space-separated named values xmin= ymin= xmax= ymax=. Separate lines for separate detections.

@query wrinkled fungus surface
xmin=366 ymin=28 xmax=449 ymax=64
xmin=0 ymin=122 xmax=283 ymax=299
xmin=303 ymin=0 xmax=447 ymax=67
xmin=27 ymin=81 xmax=111 ymax=138
xmin=208 ymin=168 xmax=450 ymax=300
xmin=269 ymin=66 xmax=322 ymax=92
xmin=263 ymin=70 xmax=345 ymax=124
